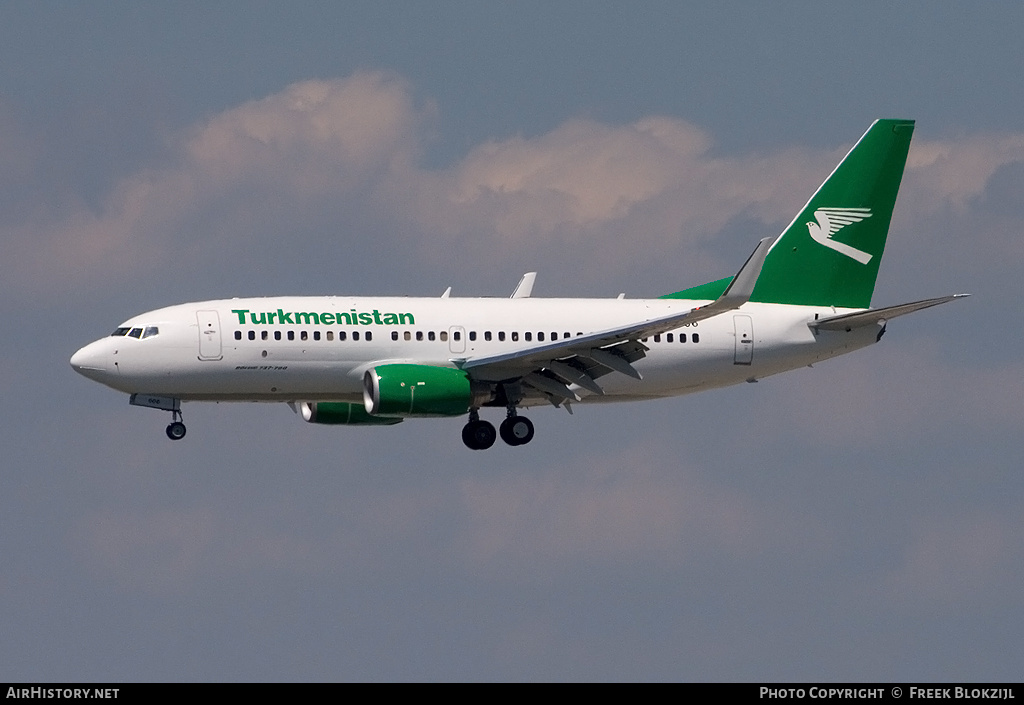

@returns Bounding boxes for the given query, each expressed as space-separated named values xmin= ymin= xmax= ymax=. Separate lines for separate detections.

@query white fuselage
xmin=70 ymin=295 xmax=879 ymax=405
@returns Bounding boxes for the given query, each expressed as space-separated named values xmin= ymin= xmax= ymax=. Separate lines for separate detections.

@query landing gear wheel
xmin=462 ymin=420 xmax=496 ymax=450
xmin=166 ymin=421 xmax=187 ymax=440
xmin=500 ymin=416 xmax=534 ymax=446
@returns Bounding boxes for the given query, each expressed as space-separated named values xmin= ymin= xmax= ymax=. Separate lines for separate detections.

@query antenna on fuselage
xmin=510 ymin=272 xmax=536 ymax=299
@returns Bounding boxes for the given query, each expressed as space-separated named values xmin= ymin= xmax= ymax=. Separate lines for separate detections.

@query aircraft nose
xmin=70 ymin=340 xmax=111 ymax=379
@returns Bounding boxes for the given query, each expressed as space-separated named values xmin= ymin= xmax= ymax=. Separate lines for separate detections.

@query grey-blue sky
xmin=1 ymin=2 xmax=1022 ymax=681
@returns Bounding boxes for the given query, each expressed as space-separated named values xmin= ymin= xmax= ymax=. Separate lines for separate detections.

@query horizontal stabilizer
xmin=810 ymin=294 xmax=968 ymax=332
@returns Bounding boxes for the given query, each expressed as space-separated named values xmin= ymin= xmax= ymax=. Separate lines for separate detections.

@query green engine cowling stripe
xmin=366 ymin=364 xmax=481 ymax=418
xmin=307 ymin=402 xmax=403 ymax=426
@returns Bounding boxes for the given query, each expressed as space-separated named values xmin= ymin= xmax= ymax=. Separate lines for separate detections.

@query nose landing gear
xmin=129 ymin=394 xmax=187 ymax=440
xmin=165 ymin=409 xmax=187 ymax=440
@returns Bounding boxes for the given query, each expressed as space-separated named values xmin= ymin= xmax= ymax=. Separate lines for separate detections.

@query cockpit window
xmin=111 ymin=327 xmax=131 ymax=337
xmin=127 ymin=328 xmax=143 ymax=339
xmin=142 ymin=326 xmax=159 ymax=339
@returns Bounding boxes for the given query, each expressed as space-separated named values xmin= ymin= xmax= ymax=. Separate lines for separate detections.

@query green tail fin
xmin=665 ymin=119 xmax=914 ymax=308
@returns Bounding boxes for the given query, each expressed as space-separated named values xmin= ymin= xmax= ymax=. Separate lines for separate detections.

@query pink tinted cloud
xmin=5 ymin=72 xmax=1024 ymax=303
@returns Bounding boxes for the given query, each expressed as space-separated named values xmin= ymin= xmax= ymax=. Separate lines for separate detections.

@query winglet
xmin=717 ymin=236 xmax=775 ymax=306
xmin=511 ymin=272 xmax=537 ymax=299
xmin=689 ymin=236 xmax=775 ymax=318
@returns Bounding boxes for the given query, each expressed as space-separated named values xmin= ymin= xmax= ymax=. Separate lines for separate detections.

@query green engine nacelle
xmin=363 ymin=364 xmax=492 ymax=418
xmin=300 ymin=401 xmax=403 ymax=426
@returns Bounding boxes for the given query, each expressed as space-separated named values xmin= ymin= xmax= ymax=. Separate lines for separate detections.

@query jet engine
xmin=299 ymin=401 xmax=403 ymax=426
xmin=363 ymin=364 xmax=492 ymax=417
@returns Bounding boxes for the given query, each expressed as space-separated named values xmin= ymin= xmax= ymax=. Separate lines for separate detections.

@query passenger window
xmin=392 ymin=331 xmax=399 ymax=341
xmin=300 ymin=331 xmax=308 ymax=341
xmin=275 ymin=331 xmax=282 ymax=341
xmin=365 ymin=332 xmax=372 ymax=341
xmin=287 ymin=331 xmax=295 ymax=341
xmin=453 ymin=331 xmax=461 ymax=341
xmin=234 ymin=331 xmax=242 ymax=340
xmin=692 ymin=333 xmax=700 ymax=343
xmin=498 ymin=332 xmax=505 ymax=342
xmin=353 ymin=331 xmax=360 ymax=341
xmin=525 ymin=332 xmax=531 ymax=342
xmin=680 ymin=334 xmax=687 ymax=343
xmin=128 ymin=328 xmax=142 ymax=339
xmin=552 ymin=332 xmax=558 ymax=341
xmin=313 ymin=331 xmax=320 ymax=341
xmin=416 ymin=331 xmax=423 ymax=341
xmin=142 ymin=326 xmax=159 ymax=339
xmin=440 ymin=331 xmax=448 ymax=342
xmin=327 ymin=331 xmax=334 ymax=341
xmin=428 ymin=331 xmax=435 ymax=341
xmin=261 ymin=331 xmax=268 ymax=340
xmin=484 ymin=331 xmax=492 ymax=341
xmin=666 ymin=333 xmax=673 ymax=342
xmin=404 ymin=331 xmax=411 ymax=341
xmin=511 ymin=332 xmax=519 ymax=342
xmin=538 ymin=332 xmax=545 ymax=341
xmin=248 ymin=331 xmax=256 ymax=341
xmin=654 ymin=334 xmax=661 ymax=343
xmin=469 ymin=331 xmax=476 ymax=341
xmin=564 ymin=332 xmax=570 ymax=339
xmin=339 ymin=331 xmax=346 ymax=341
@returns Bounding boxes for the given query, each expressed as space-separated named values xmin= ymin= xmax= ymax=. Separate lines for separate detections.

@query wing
xmin=459 ymin=236 xmax=775 ymax=403
xmin=816 ymin=207 xmax=872 ymax=236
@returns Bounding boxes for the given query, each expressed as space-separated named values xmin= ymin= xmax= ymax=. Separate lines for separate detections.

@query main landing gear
xmin=462 ymin=408 xmax=534 ymax=450
xmin=499 ymin=411 xmax=534 ymax=447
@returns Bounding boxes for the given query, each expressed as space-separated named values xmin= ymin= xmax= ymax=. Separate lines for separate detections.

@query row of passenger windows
xmin=111 ymin=326 xmax=159 ymax=339
xmin=231 ymin=329 xmax=700 ymax=344
xmin=234 ymin=329 xmax=375 ymax=342
xmin=644 ymin=333 xmax=700 ymax=343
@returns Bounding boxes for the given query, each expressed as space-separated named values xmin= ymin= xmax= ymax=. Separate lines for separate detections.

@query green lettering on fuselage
xmin=230 ymin=307 xmax=415 ymax=326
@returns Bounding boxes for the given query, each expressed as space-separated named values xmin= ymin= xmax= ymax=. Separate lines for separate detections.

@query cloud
xmin=904 ymin=133 xmax=1024 ymax=212
xmin=6 ymin=72 xmax=1024 ymax=305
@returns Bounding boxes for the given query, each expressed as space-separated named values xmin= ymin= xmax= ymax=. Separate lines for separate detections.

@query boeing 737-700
xmin=70 ymin=119 xmax=964 ymax=449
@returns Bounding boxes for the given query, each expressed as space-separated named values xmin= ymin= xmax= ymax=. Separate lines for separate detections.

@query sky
xmin=2 ymin=2 xmax=1022 ymax=682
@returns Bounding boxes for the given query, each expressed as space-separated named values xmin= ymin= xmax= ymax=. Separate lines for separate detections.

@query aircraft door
xmin=197 ymin=310 xmax=223 ymax=360
xmin=733 ymin=314 xmax=753 ymax=365
xmin=449 ymin=326 xmax=466 ymax=354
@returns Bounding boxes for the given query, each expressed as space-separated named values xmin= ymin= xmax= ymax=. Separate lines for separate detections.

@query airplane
xmin=70 ymin=119 xmax=965 ymax=450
